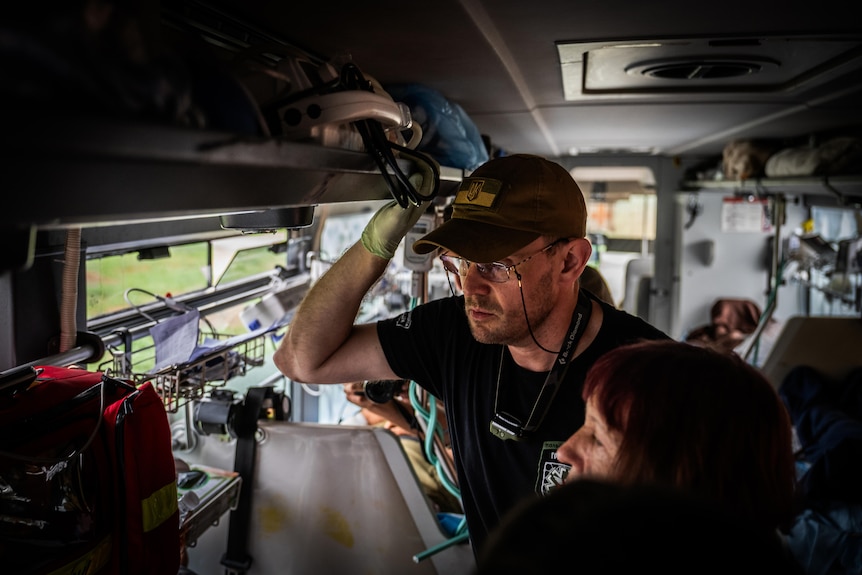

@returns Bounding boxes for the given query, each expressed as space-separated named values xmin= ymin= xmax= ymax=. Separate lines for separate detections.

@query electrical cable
xmin=684 ymin=193 xmax=702 ymax=230
xmin=403 ymin=296 xmax=461 ymax=499
xmin=123 ymin=287 xmax=158 ymax=323
xmin=405 ymin=285 xmax=461 ymax=500
xmin=299 ymin=382 xmax=323 ymax=397
xmin=123 ymin=287 xmax=216 ymax=334
xmin=338 ymin=62 xmax=441 ymax=208
xmin=748 ymin=256 xmax=787 ymax=365
xmin=402 ymin=121 xmax=423 ymax=150
xmin=409 ymin=383 xmax=461 ymax=499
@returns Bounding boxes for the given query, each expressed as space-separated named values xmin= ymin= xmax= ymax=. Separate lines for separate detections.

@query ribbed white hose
xmin=59 ymin=228 xmax=82 ymax=353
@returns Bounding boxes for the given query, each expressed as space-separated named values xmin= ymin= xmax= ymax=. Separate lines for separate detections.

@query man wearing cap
xmin=274 ymin=154 xmax=669 ymax=556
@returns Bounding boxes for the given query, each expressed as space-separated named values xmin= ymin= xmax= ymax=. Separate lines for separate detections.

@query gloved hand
xmin=361 ymin=175 xmax=428 ymax=259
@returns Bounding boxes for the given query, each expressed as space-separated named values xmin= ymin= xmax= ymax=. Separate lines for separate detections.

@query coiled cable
xmin=339 ymin=62 xmax=440 ymax=207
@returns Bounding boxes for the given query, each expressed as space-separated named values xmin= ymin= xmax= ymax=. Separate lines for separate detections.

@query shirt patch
xmin=536 ymin=440 xmax=570 ymax=495
xmin=395 ymin=310 xmax=413 ymax=329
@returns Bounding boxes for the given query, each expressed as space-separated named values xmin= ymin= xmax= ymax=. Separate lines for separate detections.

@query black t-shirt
xmin=377 ymin=290 xmax=670 ymax=555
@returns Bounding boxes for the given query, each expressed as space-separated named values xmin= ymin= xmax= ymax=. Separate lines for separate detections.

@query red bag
xmin=103 ymin=379 xmax=180 ymax=575
xmin=0 ymin=366 xmax=179 ymax=575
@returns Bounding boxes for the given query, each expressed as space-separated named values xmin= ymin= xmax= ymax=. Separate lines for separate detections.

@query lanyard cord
xmin=492 ymin=289 xmax=592 ymax=435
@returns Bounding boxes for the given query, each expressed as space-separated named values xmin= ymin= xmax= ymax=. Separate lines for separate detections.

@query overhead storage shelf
xmin=6 ymin=113 xmax=464 ymax=230
xmin=680 ymin=175 xmax=862 ymax=206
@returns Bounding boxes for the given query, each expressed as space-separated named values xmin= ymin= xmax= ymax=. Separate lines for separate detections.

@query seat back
xmin=621 ymin=256 xmax=654 ymax=319
xmin=181 ymin=421 xmax=474 ymax=575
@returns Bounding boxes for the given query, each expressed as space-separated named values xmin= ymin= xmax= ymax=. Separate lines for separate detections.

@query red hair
xmin=582 ymin=339 xmax=797 ymax=531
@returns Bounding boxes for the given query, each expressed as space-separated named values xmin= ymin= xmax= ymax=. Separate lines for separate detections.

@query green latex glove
xmin=361 ymin=192 xmax=428 ymax=260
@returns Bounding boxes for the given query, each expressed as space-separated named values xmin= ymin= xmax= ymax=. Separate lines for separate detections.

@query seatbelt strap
xmin=220 ymin=385 xmax=279 ymax=575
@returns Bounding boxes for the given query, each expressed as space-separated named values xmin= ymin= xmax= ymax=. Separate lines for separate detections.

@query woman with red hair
xmin=476 ymin=340 xmax=803 ymax=575
xmin=556 ymin=339 xmax=798 ymax=533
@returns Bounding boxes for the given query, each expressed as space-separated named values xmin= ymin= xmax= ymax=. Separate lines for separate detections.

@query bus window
xmin=572 ymin=166 xmax=657 ymax=309
xmin=87 ymin=242 xmax=210 ymax=319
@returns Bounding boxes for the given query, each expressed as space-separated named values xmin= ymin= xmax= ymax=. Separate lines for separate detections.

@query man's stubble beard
xmin=465 ymin=267 xmax=557 ymax=347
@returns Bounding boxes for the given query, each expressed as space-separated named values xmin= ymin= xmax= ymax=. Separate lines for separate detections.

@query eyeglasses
xmin=439 ymin=240 xmax=561 ymax=284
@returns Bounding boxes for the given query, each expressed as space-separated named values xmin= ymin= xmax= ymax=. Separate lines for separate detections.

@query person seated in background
xmin=341 ymin=379 xmax=462 ymax=515
xmin=778 ymin=365 xmax=862 ymax=575
xmin=556 ymin=339 xmax=799 ymax=535
xmin=684 ymin=297 xmax=764 ymax=354
xmin=478 ymin=339 xmax=801 ymax=573
xmin=579 ymin=265 xmax=614 ymax=306
xmin=476 ymin=478 xmax=805 ymax=575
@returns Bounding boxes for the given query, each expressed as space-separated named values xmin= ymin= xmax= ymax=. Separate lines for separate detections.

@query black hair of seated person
xmin=475 ymin=479 xmax=804 ymax=575
xmin=579 ymin=265 xmax=614 ymax=306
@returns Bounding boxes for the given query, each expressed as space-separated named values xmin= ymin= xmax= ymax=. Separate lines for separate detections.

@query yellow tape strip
xmin=142 ymin=481 xmax=179 ymax=533
xmin=46 ymin=534 xmax=111 ymax=575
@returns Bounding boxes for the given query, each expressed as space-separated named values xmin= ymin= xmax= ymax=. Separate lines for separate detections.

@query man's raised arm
xmin=273 ymin=199 xmax=427 ymax=385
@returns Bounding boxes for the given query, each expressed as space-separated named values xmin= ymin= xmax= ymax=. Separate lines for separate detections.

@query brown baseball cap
xmin=412 ymin=154 xmax=587 ymax=262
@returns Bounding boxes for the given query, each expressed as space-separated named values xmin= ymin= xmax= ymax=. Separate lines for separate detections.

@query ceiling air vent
xmin=557 ymin=36 xmax=862 ymax=99
xmin=627 ymin=57 xmax=777 ymax=80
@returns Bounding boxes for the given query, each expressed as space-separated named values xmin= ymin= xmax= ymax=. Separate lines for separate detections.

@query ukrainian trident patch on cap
xmin=455 ymin=177 xmax=503 ymax=209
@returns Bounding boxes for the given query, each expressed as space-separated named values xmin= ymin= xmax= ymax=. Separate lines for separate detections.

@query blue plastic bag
xmin=386 ymin=83 xmax=489 ymax=171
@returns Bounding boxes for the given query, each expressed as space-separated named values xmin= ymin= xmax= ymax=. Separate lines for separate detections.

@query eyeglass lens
xmin=440 ymin=256 xmax=509 ymax=283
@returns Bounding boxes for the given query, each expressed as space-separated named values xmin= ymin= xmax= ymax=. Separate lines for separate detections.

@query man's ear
xmin=561 ymin=238 xmax=592 ymax=277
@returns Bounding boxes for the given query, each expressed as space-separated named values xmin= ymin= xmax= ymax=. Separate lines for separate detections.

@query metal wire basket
xmin=113 ymin=330 xmax=267 ymax=413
